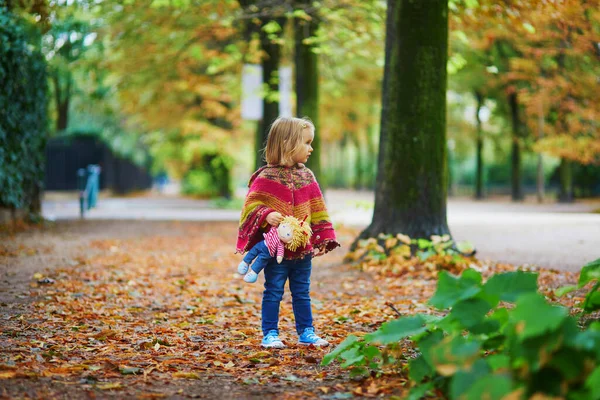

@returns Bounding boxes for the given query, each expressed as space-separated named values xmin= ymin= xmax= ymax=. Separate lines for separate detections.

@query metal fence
xmin=44 ymin=135 xmax=153 ymax=194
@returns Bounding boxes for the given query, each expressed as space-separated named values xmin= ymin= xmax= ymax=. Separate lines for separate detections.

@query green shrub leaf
xmin=339 ymin=347 xmax=365 ymax=368
xmin=483 ymin=271 xmax=538 ymax=303
xmin=364 ymin=316 xmax=426 ymax=344
xmin=321 ymin=335 xmax=359 ymax=366
xmin=449 ymin=359 xmax=490 ymax=400
xmin=585 ymin=365 xmax=600 ymax=400
xmin=579 ymin=258 xmax=600 ymax=287
xmin=464 ymin=375 xmax=514 ymax=400
xmin=582 ymin=282 xmax=600 ymax=313
xmin=429 ymin=269 xmax=482 ymax=309
xmin=555 ymin=285 xmax=578 ymax=297
xmin=407 ymin=382 xmax=434 ymax=400
xmin=430 ymin=336 xmax=481 ymax=376
xmin=449 ymin=297 xmax=492 ymax=329
xmin=486 ymin=354 xmax=510 ymax=372
xmin=408 ymin=355 xmax=433 ymax=383
xmin=510 ymin=293 xmax=568 ymax=340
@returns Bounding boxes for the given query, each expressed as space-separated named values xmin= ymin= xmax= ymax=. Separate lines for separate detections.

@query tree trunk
xmin=365 ymin=118 xmax=378 ymax=190
xmin=53 ymin=72 xmax=70 ymax=132
xmin=508 ymin=92 xmax=524 ymax=201
xmin=295 ymin=1 xmax=322 ymax=188
xmin=254 ymin=16 xmax=285 ymax=170
xmin=558 ymin=158 xmax=573 ymax=203
xmin=475 ymin=91 xmax=484 ymax=199
xmin=354 ymin=136 xmax=364 ymax=190
xmin=354 ymin=0 xmax=450 ymax=245
xmin=536 ymin=101 xmax=545 ymax=203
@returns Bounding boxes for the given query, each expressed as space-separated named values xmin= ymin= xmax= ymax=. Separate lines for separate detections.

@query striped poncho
xmin=236 ymin=164 xmax=340 ymax=260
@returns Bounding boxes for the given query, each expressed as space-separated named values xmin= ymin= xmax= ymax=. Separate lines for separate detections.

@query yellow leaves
xmin=93 ymin=329 xmax=119 ymax=341
xmin=211 ymin=360 xmax=235 ymax=369
xmin=97 ymin=382 xmax=123 ymax=390
xmin=534 ymin=135 xmax=600 ymax=165
xmin=435 ymin=364 xmax=459 ymax=377
xmin=0 ymin=371 xmax=17 ymax=379
xmin=172 ymin=371 xmax=200 ymax=379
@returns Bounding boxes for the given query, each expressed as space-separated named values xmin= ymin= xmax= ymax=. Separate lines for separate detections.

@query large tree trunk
xmin=354 ymin=0 xmax=450 ymax=245
xmin=255 ymin=16 xmax=285 ymax=170
xmin=475 ymin=91 xmax=484 ymax=199
xmin=508 ymin=92 xmax=524 ymax=201
xmin=295 ymin=0 xmax=322 ymax=188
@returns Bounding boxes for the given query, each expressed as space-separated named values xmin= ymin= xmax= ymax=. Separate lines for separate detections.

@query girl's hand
xmin=266 ymin=212 xmax=284 ymax=226
xmin=313 ymin=247 xmax=326 ymax=257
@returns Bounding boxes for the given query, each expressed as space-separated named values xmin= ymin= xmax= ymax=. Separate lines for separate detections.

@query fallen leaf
xmin=172 ymin=372 xmax=200 ymax=379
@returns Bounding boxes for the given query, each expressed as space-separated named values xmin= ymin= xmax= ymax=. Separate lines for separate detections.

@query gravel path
xmin=40 ymin=190 xmax=600 ymax=272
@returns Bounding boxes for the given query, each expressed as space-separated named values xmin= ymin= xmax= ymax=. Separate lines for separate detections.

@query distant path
xmin=42 ymin=190 xmax=600 ymax=272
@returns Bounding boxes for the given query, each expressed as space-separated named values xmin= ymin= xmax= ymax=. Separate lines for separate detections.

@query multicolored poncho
xmin=236 ymin=164 xmax=340 ymax=260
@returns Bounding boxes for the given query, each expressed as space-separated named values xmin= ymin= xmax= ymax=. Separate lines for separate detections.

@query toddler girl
xmin=236 ymin=116 xmax=340 ymax=348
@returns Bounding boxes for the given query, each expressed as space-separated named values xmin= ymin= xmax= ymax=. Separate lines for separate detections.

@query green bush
xmin=323 ymin=268 xmax=600 ymax=399
xmin=0 ymin=8 xmax=48 ymax=214
xmin=557 ymin=258 xmax=600 ymax=314
xmin=181 ymin=151 xmax=233 ymax=198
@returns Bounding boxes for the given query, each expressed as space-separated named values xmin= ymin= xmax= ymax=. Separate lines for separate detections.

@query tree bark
xmin=558 ymin=158 xmax=573 ymax=203
xmin=295 ymin=0 xmax=323 ymax=188
xmin=53 ymin=71 xmax=71 ymax=132
xmin=536 ymin=100 xmax=545 ymax=203
xmin=255 ymin=16 xmax=286 ymax=170
xmin=474 ymin=91 xmax=484 ymax=199
xmin=354 ymin=0 xmax=450 ymax=245
xmin=508 ymin=92 xmax=524 ymax=201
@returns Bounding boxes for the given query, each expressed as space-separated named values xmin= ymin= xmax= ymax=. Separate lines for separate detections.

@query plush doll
xmin=237 ymin=215 xmax=312 ymax=283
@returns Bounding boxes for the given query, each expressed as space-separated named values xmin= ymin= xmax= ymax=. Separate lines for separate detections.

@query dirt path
xmin=0 ymin=220 xmax=394 ymax=399
xmin=0 ymin=220 xmax=582 ymax=399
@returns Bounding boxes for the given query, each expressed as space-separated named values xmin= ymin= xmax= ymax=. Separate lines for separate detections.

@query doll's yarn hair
xmin=281 ymin=215 xmax=312 ymax=252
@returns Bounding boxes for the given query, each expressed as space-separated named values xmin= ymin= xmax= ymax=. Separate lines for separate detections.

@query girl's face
xmin=292 ymin=128 xmax=314 ymax=165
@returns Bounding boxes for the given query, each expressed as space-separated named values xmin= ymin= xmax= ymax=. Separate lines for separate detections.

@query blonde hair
xmin=280 ymin=215 xmax=313 ymax=252
xmin=264 ymin=117 xmax=314 ymax=166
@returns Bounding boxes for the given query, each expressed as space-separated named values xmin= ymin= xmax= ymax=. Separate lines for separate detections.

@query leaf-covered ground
xmin=0 ymin=220 xmax=582 ymax=399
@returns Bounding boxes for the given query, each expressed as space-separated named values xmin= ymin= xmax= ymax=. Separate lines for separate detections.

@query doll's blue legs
xmin=239 ymin=242 xmax=271 ymax=283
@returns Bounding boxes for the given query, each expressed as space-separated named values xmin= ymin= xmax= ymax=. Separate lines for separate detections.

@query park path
xmin=42 ymin=189 xmax=600 ymax=272
xmin=1 ymin=195 xmax=587 ymax=399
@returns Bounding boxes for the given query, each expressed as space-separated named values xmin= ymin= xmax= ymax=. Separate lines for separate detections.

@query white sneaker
xmin=261 ymin=330 xmax=285 ymax=348
xmin=298 ymin=327 xmax=329 ymax=347
xmin=244 ymin=270 xmax=258 ymax=283
xmin=237 ymin=261 xmax=249 ymax=275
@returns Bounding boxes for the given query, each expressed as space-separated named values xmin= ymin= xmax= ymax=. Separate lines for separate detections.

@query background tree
xmin=237 ymin=0 xmax=288 ymax=170
xmin=294 ymin=0 xmax=322 ymax=184
xmin=355 ymin=0 xmax=450 ymax=245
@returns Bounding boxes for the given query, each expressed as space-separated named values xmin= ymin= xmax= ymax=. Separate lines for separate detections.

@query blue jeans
xmin=262 ymin=255 xmax=313 ymax=336
xmin=243 ymin=241 xmax=271 ymax=274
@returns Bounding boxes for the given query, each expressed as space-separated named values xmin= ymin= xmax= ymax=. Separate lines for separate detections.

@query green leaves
xmin=326 ymin=264 xmax=600 ymax=400
xmin=321 ymin=335 xmax=359 ymax=366
xmin=448 ymin=297 xmax=492 ymax=329
xmin=585 ymin=366 xmax=600 ymax=400
xmin=0 ymin=10 xmax=48 ymax=213
xmin=429 ymin=269 xmax=481 ymax=309
xmin=510 ymin=293 xmax=568 ymax=340
xmin=579 ymin=258 xmax=600 ymax=287
xmin=364 ymin=316 xmax=426 ymax=344
xmin=556 ymin=258 xmax=600 ymax=313
xmin=482 ymin=270 xmax=538 ymax=303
